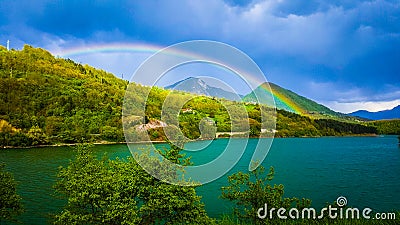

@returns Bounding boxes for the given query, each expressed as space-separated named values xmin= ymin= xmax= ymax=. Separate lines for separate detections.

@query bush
xmin=53 ymin=144 xmax=213 ymax=224
xmin=0 ymin=164 xmax=24 ymax=223
xmin=221 ymin=165 xmax=311 ymax=224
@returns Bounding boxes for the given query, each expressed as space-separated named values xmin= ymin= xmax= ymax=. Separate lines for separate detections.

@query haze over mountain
xmin=165 ymin=77 xmax=242 ymax=101
xmin=349 ymin=105 xmax=400 ymax=120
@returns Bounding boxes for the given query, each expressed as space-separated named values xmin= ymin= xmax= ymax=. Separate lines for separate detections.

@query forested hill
xmin=0 ymin=45 xmax=128 ymax=146
xmin=243 ymin=82 xmax=342 ymax=117
xmin=0 ymin=45 xmax=394 ymax=148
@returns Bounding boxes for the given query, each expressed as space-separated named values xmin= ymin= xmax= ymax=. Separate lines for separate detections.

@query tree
xmin=100 ymin=125 xmax=123 ymax=142
xmin=221 ymin=164 xmax=311 ymax=224
xmin=54 ymin=144 xmax=213 ymax=225
xmin=0 ymin=164 xmax=24 ymax=223
xmin=133 ymin=141 xmax=212 ymax=224
xmin=249 ymin=118 xmax=261 ymax=137
xmin=199 ymin=117 xmax=216 ymax=139
xmin=53 ymin=144 xmax=139 ymax=224
xmin=27 ymin=125 xmax=47 ymax=145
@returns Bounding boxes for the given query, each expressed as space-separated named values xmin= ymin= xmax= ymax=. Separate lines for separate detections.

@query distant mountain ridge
xmin=165 ymin=77 xmax=242 ymax=101
xmin=349 ymin=105 xmax=400 ymax=120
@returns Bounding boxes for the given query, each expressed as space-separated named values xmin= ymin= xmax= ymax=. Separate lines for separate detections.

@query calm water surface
xmin=1 ymin=136 xmax=399 ymax=224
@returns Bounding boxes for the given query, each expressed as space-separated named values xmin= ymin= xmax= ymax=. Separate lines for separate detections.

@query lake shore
xmin=1 ymin=140 xmax=165 ymax=149
xmin=1 ymin=133 xmax=381 ymax=149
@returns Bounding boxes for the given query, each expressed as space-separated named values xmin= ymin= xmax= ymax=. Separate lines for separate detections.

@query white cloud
xmin=324 ymin=99 xmax=400 ymax=113
xmin=303 ymin=80 xmax=400 ymax=113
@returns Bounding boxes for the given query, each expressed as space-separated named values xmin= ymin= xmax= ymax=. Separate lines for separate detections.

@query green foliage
xmin=54 ymin=144 xmax=213 ymax=225
xmin=0 ymin=119 xmax=31 ymax=146
xmin=314 ymin=119 xmax=377 ymax=135
xmin=249 ymin=118 xmax=261 ymax=136
xmin=54 ymin=144 xmax=139 ymax=224
xmin=276 ymin=110 xmax=377 ymax=137
xmin=27 ymin=125 xmax=48 ymax=145
xmin=369 ymin=120 xmax=400 ymax=135
xmin=0 ymin=164 xmax=24 ymax=223
xmin=0 ymin=45 xmax=127 ymax=146
xmin=221 ymin=165 xmax=311 ymax=224
xmin=100 ymin=125 xmax=124 ymax=142
xmin=199 ymin=117 xmax=217 ymax=139
xmin=0 ymin=131 xmax=31 ymax=147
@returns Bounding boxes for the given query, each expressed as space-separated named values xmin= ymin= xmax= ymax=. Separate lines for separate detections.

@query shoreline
xmin=0 ymin=133 xmax=384 ymax=149
xmin=1 ymin=140 xmax=164 ymax=149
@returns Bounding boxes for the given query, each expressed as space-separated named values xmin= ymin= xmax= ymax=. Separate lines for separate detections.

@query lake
xmin=1 ymin=136 xmax=399 ymax=224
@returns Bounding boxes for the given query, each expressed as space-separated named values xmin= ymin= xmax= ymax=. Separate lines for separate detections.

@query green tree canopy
xmin=221 ymin=165 xmax=311 ymax=224
xmin=0 ymin=163 xmax=24 ymax=223
xmin=53 ymin=144 xmax=213 ymax=225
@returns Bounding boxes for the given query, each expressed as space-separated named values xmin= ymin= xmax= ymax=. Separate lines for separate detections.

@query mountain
xmin=166 ymin=78 xmax=347 ymax=118
xmin=165 ymin=77 xmax=242 ymax=101
xmin=243 ymin=82 xmax=341 ymax=117
xmin=349 ymin=105 xmax=400 ymax=120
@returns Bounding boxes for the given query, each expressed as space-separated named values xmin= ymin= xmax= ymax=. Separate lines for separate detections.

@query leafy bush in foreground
xmin=0 ymin=163 xmax=24 ymax=223
xmin=53 ymin=144 xmax=212 ymax=225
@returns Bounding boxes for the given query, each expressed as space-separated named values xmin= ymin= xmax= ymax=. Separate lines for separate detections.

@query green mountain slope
xmin=243 ymin=82 xmax=342 ymax=117
xmin=0 ymin=45 xmax=129 ymax=146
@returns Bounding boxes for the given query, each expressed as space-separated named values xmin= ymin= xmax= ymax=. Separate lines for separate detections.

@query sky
xmin=0 ymin=0 xmax=399 ymax=113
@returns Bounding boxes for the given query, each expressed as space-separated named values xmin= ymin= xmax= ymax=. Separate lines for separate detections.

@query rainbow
xmin=56 ymin=42 xmax=217 ymax=63
xmin=55 ymin=43 xmax=302 ymax=114
xmin=258 ymin=84 xmax=303 ymax=115
xmin=56 ymin=42 xmax=164 ymax=58
xmin=56 ymin=42 xmax=267 ymax=86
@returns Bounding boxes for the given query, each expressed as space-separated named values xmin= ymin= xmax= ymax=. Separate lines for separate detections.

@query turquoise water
xmin=1 ymin=136 xmax=399 ymax=224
